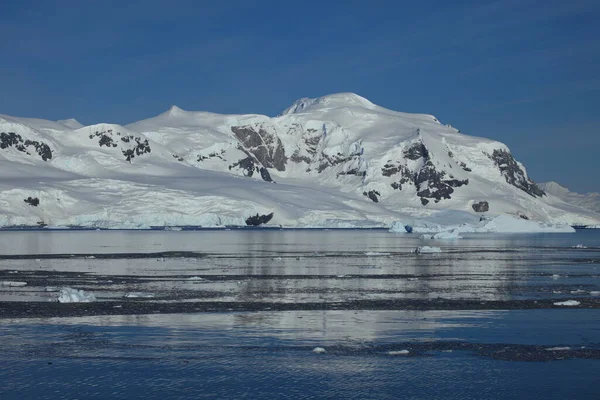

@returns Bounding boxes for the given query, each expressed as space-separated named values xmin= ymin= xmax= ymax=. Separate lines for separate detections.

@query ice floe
xmin=415 ymin=246 xmax=442 ymax=254
xmin=387 ymin=350 xmax=410 ymax=355
xmin=58 ymin=287 xmax=96 ymax=303
xmin=0 ymin=281 xmax=27 ymax=287
xmin=553 ymin=300 xmax=580 ymax=306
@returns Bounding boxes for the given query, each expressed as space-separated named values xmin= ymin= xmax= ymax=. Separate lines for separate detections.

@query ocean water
xmin=1 ymin=229 xmax=599 ymax=399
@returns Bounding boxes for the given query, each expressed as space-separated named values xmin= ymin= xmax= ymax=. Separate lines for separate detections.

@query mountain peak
xmin=540 ymin=181 xmax=570 ymax=195
xmin=57 ymin=118 xmax=83 ymax=129
xmin=164 ymin=105 xmax=186 ymax=116
xmin=280 ymin=92 xmax=375 ymax=116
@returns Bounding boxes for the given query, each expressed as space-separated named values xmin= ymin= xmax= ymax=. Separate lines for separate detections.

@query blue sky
xmin=1 ymin=0 xmax=599 ymax=192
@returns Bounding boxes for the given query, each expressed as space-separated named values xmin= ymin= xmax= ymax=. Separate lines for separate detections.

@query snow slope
xmin=1 ymin=93 xmax=598 ymax=229
xmin=540 ymin=182 xmax=600 ymax=216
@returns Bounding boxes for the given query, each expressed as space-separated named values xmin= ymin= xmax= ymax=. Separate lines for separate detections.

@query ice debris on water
xmin=553 ymin=300 xmax=580 ymax=306
xmin=429 ymin=229 xmax=462 ymax=240
xmin=365 ymin=252 xmax=391 ymax=256
xmin=387 ymin=350 xmax=410 ymax=355
xmin=125 ymin=292 xmax=155 ymax=298
xmin=186 ymin=276 xmax=205 ymax=281
xmin=312 ymin=347 xmax=326 ymax=354
xmin=0 ymin=281 xmax=27 ymax=287
xmin=415 ymin=246 xmax=442 ymax=254
xmin=388 ymin=221 xmax=406 ymax=233
xmin=58 ymin=287 xmax=96 ymax=303
xmin=545 ymin=347 xmax=571 ymax=351
xmin=551 ymin=274 xmax=561 ymax=279
xmin=572 ymin=244 xmax=587 ymax=249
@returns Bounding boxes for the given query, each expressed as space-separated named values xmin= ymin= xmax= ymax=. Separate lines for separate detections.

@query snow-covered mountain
xmin=540 ymin=182 xmax=600 ymax=215
xmin=1 ymin=93 xmax=598 ymax=229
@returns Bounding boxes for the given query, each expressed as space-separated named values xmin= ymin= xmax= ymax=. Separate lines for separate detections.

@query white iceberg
xmin=58 ymin=287 xmax=96 ymax=303
xmin=545 ymin=347 xmax=570 ymax=351
xmin=415 ymin=246 xmax=442 ymax=254
xmin=387 ymin=350 xmax=410 ymax=355
xmin=388 ymin=221 xmax=406 ymax=233
xmin=312 ymin=347 xmax=326 ymax=354
xmin=0 ymin=281 xmax=27 ymax=287
xmin=553 ymin=300 xmax=580 ymax=306
xmin=125 ymin=292 xmax=155 ymax=298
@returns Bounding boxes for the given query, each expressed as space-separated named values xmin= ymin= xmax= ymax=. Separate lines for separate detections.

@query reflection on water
xmin=1 ymin=310 xmax=599 ymax=400
xmin=1 ymin=230 xmax=600 ymax=399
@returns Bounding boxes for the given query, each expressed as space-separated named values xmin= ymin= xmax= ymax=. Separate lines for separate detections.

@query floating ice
xmin=388 ymin=350 xmax=410 ymax=355
xmin=125 ymin=292 xmax=155 ymax=298
xmin=388 ymin=221 xmax=406 ymax=233
xmin=365 ymin=252 xmax=391 ymax=256
xmin=432 ymin=229 xmax=462 ymax=240
xmin=312 ymin=347 xmax=326 ymax=354
xmin=58 ymin=287 xmax=96 ymax=303
xmin=0 ymin=281 xmax=27 ymax=287
xmin=551 ymin=274 xmax=561 ymax=279
xmin=415 ymin=246 xmax=442 ymax=254
xmin=553 ymin=300 xmax=580 ymax=306
xmin=186 ymin=276 xmax=205 ymax=281
xmin=590 ymin=291 xmax=600 ymax=296
xmin=572 ymin=244 xmax=587 ymax=249
xmin=545 ymin=347 xmax=571 ymax=351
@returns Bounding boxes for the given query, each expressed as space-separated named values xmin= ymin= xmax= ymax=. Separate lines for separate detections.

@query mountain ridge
xmin=0 ymin=93 xmax=598 ymax=229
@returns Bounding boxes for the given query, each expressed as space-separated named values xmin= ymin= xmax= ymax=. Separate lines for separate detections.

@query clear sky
xmin=1 ymin=0 xmax=599 ymax=192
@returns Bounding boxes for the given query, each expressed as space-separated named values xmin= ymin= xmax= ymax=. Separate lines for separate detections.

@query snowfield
xmin=1 ymin=93 xmax=599 ymax=231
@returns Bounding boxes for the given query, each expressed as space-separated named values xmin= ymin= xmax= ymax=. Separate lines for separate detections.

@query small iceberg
xmin=388 ymin=221 xmax=406 ymax=233
xmin=0 ymin=281 xmax=27 ymax=287
xmin=572 ymin=244 xmax=587 ymax=249
xmin=58 ymin=288 xmax=96 ymax=303
xmin=387 ymin=350 xmax=410 ymax=355
xmin=125 ymin=292 xmax=155 ymax=298
xmin=553 ymin=300 xmax=580 ymax=306
xmin=545 ymin=347 xmax=570 ymax=351
xmin=415 ymin=246 xmax=442 ymax=254
xmin=312 ymin=347 xmax=326 ymax=354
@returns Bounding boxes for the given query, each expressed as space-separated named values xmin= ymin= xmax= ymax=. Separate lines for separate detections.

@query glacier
xmin=1 ymin=93 xmax=598 ymax=231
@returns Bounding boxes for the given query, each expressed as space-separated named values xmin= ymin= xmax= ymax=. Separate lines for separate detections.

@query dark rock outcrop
xmin=24 ymin=197 xmax=39 ymax=207
xmin=229 ymin=157 xmax=256 ymax=177
xmin=490 ymin=149 xmax=545 ymax=197
xmin=231 ymin=126 xmax=287 ymax=171
xmin=198 ymin=150 xmax=225 ymax=162
xmin=1 ymin=132 xmax=53 ymax=161
xmin=472 ymin=201 xmax=489 ymax=213
xmin=260 ymin=167 xmax=274 ymax=183
xmin=89 ymin=130 xmax=151 ymax=163
xmin=404 ymin=141 xmax=429 ymax=160
xmin=245 ymin=212 xmax=274 ymax=226
xmin=363 ymin=190 xmax=380 ymax=203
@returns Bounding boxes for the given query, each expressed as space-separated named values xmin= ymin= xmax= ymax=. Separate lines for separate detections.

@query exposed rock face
xmin=363 ymin=190 xmax=380 ymax=203
xmin=490 ymin=149 xmax=545 ymax=197
xmin=198 ymin=150 xmax=225 ymax=162
xmin=472 ymin=201 xmax=489 ymax=213
xmin=317 ymin=151 xmax=360 ymax=173
xmin=24 ymin=197 xmax=39 ymax=206
xmin=231 ymin=126 xmax=287 ymax=171
xmin=88 ymin=129 xmax=151 ymax=163
xmin=229 ymin=157 xmax=257 ymax=177
xmin=245 ymin=212 xmax=274 ymax=226
xmin=260 ymin=167 xmax=274 ymax=183
xmin=1 ymin=132 xmax=52 ymax=161
xmin=404 ymin=142 xmax=429 ymax=160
